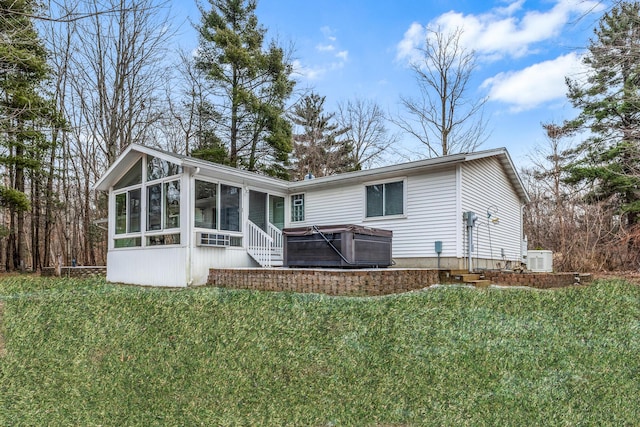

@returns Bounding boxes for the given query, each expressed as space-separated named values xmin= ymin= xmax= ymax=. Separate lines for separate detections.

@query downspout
xmin=521 ymin=204 xmax=527 ymax=268
xmin=186 ymin=166 xmax=200 ymax=286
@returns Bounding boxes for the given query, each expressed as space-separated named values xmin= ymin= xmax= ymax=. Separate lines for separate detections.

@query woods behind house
xmin=1 ymin=0 xmax=639 ymax=272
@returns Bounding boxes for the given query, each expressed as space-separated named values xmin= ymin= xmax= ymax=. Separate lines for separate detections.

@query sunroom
xmin=95 ymin=144 xmax=290 ymax=287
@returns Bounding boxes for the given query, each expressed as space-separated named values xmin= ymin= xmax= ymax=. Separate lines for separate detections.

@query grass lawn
xmin=0 ymin=275 xmax=638 ymax=426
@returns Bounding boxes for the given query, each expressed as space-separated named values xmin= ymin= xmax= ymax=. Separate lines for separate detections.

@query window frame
xmin=193 ymin=178 xmax=243 ymax=234
xmin=290 ymin=193 xmax=305 ymax=222
xmin=112 ymin=154 xmax=183 ymax=250
xmin=364 ymin=178 xmax=407 ymax=220
xmin=113 ymin=184 xmax=144 ymax=248
xmin=114 ymin=187 xmax=142 ymax=235
xmin=145 ymin=176 xmax=181 ymax=233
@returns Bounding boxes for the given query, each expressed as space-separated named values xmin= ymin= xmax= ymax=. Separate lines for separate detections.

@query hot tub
xmin=283 ymin=224 xmax=393 ymax=268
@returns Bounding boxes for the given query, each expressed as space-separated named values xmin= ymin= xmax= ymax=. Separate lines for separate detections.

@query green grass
xmin=0 ymin=276 xmax=638 ymax=426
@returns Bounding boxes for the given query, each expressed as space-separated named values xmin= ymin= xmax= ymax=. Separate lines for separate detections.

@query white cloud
xmin=481 ymin=52 xmax=586 ymax=111
xmin=317 ymin=44 xmax=335 ymax=52
xmin=320 ymin=26 xmax=337 ymax=42
xmin=296 ymin=26 xmax=349 ymax=81
xmin=396 ymin=0 xmax=604 ymax=63
xmin=292 ymin=59 xmax=325 ymax=80
xmin=292 ymin=56 xmax=348 ymax=81
xmin=395 ymin=22 xmax=426 ymax=63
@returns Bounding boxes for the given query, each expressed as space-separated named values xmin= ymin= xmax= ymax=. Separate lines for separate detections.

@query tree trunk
xmin=6 ymin=211 xmax=16 ymax=271
xmin=31 ymin=177 xmax=41 ymax=271
xmin=43 ymin=133 xmax=58 ymax=267
xmin=15 ymin=143 xmax=26 ymax=271
xmin=84 ymin=175 xmax=96 ymax=265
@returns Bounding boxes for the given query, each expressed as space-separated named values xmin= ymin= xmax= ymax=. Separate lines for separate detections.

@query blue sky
xmin=175 ymin=0 xmax=607 ymax=169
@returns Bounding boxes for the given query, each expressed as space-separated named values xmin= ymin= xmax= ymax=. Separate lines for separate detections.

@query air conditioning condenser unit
xmin=527 ymin=250 xmax=553 ymax=272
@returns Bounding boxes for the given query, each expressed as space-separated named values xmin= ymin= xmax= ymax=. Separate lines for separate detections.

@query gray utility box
xmin=283 ymin=224 xmax=393 ymax=268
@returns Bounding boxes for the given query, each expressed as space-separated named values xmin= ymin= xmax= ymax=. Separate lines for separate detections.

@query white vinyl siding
xmin=107 ymin=247 xmax=188 ymax=287
xmin=297 ymin=168 xmax=459 ymax=259
xmin=295 ymin=185 xmax=362 ymax=226
xmin=461 ymin=157 xmax=523 ymax=265
xmin=395 ymin=169 xmax=458 ymax=259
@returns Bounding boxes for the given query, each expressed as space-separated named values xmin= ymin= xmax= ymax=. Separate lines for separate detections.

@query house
xmin=94 ymin=144 xmax=529 ymax=287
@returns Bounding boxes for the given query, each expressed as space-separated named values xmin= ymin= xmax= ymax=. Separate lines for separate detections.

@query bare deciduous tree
xmin=163 ymin=50 xmax=209 ymax=156
xmin=396 ymin=26 xmax=488 ymax=158
xmin=523 ymin=122 xmax=580 ymax=270
xmin=337 ymin=98 xmax=398 ymax=169
xmin=67 ymin=0 xmax=175 ymax=165
xmin=38 ymin=0 xmax=177 ymax=267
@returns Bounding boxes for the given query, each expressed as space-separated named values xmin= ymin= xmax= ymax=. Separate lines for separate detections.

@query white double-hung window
xmin=365 ymin=180 xmax=405 ymax=218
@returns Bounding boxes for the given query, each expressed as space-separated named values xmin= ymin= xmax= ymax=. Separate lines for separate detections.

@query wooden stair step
xmin=469 ymin=280 xmax=492 ymax=288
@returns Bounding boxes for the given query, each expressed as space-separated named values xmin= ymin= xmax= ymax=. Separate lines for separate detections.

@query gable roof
xmin=289 ymin=147 xmax=529 ymax=203
xmin=94 ymin=144 xmax=529 ymax=203
xmin=93 ymin=143 xmax=290 ymax=193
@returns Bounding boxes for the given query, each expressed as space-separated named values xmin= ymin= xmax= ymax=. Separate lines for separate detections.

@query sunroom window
xmin=147 ymin=155 xmax=182 ymax=181
xmin=194 ymin=180 xmax=241 ymax=232
xmin=147 ymin=180 xmax=180 ymax=231
xmin=129 ymin=188 xmax=141 ymax=232
xmin=114 ymin=158 xmax=142 ymax=190
xmin=366 ymin=180 xmax=404 ymax=218
xmin=221 ymin=184 xmax=240 ymax=231
xmin=115 ymin=188 xmax=141 ymax=234
xmin=195 ymin=180 xmax=217 ymax=229
xmin=113 ymin=154 xmax=182 ymax=249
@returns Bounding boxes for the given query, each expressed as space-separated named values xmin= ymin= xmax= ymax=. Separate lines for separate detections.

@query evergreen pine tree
xmin=195 ymin=0 xmax=294 ymax=176
xmin=565 ymin=2 xmax=640 ymax=230
xmin=0 ymin=0 xmax=61 ymax=270
xmin=289 ymin=93 xmax=355 ymax=180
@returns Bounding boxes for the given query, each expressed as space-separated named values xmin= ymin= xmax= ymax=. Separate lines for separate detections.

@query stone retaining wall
xmin=482 ymin=271 xmax=592 ymax=288
xmin=41 ymin=266 xmax=107 ymax=278
xmin=208 ymin=268 xmax=592 ymax=295
xmin=208 ymin=268 xmax=440 ymax=296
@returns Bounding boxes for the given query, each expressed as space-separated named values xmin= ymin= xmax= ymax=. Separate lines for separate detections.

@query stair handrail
xmin=246 ymin=220 xmax=273 ymax=267
xmin=267 ymin=222 xmax=283 ymax=257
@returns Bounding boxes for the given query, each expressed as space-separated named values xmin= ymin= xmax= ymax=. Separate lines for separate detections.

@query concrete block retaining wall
xmin=41 ymin=266 xmax=107 ymax=278
xmin=208 ymin=268 xmax=441 ymax=296
xmin=482 ymin=271 xmax=592 ymax=288
xmin=208 ymin=268 xmax=591 ymax=296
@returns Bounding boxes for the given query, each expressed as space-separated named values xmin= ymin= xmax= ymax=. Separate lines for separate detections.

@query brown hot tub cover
xmin=282 ymin=224 xmax=393 ymax=268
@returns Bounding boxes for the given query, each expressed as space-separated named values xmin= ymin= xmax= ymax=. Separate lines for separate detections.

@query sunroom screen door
xmin=249 ymin=191 xmax=267 ymax=231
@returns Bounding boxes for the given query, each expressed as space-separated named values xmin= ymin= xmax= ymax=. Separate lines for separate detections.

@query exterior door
xmin=269 ymin=195 xmax=285 ymax=230
xmin=249 ymin=190 xmax=267 ymax=231
xmin=249 ymin=190 xmax=284 ymax=232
